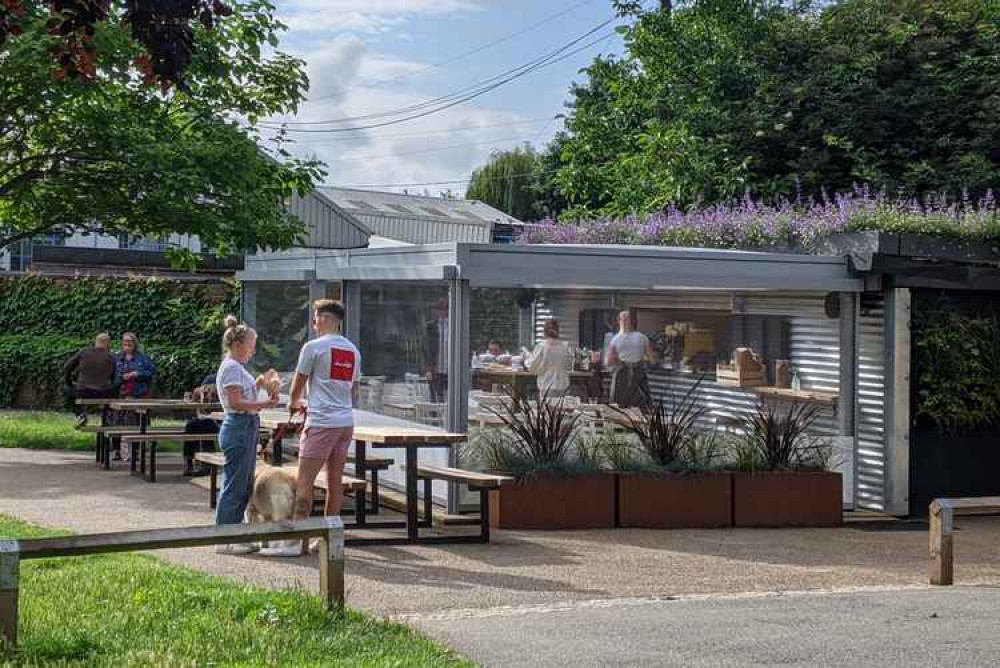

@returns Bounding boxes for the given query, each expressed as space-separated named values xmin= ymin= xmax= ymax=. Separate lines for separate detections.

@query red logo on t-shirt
xmin=329 ymin=348 xmax=356 ymax=381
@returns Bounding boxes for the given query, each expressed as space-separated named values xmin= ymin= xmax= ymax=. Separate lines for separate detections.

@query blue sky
xmin=265 ymin=0 xmax=629 ymax=194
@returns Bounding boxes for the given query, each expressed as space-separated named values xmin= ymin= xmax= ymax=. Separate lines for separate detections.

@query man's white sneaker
xmin=216 ymin=543 xmax=259 ymax=555
xmin=259 ymin=543 xmax=304 ymax=558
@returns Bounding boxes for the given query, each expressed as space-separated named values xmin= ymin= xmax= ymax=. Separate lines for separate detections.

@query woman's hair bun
xmin=223 ymin=314 xmax=239 ymax=329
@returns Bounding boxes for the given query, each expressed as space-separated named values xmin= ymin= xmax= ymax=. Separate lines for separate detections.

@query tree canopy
xmin=465 ymin=145 xmax=545 ymax=221
xmin=0 ymin=1 xmax=323 ymax=262
xmin=529 ymin=0 xmax=1000 ymax=220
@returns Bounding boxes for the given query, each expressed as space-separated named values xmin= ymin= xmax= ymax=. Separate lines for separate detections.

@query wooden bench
xmin=0 ymin=517 xmax=344 ymax=650
xmin=282 ymin=441 xmax=394 ymax=515
xmin=78 ymin=425 xmax=188 ymax=470
xmin=415 ymin=465 xmax=512 ymax=543
xmin=121 ymin=432 xmax=218 ymax=483
xmin=929 ymin=496 xmax=1000 ymax=585
xmin=194 ymin=453 xmax=367 ymax=522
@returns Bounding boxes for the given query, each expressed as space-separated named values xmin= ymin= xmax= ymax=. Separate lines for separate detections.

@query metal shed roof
xmin=241 ymin=242 xmax=864 ymax=292
xmin=318 ymin=187 xmax=522 ymax=245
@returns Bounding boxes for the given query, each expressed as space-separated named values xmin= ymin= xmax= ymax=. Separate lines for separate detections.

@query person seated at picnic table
xmin=63 ymin=333 xmax=117 ymax=427
xmin=182 ymin=374 xmax=220 ymax=478
xmin=109 ymin=332 xmax=157 ymax=460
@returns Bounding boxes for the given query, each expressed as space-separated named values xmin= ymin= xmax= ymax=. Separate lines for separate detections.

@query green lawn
xmin=0 ymin=515 xmax=469 ymax=667
xmin=0 ymin=411 xmax=184 ymax=452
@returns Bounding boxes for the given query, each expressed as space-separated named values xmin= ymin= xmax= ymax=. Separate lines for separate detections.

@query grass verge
xmin=0 ymin=515 xmax=468 ymax=667
xmin=0 ymin=411 xmax=184 ymax=452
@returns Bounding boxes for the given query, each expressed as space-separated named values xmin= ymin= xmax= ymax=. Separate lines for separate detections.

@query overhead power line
xmin=287 ymin=117 xmax=557 ymax=145
xmin=259 ymin=20 xmax=618 ymax=133
xmin=307 ymin=0 xmax=597 ymax=104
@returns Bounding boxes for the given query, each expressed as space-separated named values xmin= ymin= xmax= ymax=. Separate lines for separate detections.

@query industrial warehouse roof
xmin=318 ymin=187 xmax=522 ymax=245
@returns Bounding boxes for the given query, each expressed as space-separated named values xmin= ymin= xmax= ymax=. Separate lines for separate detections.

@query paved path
xmin=2 ymin=448 xmax=1000 ymax=665
xmin=407 ymin=586 xmax=1000 ymax=666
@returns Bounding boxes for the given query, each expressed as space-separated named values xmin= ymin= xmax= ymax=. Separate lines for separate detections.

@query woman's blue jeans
xmin=215 ymin=413 xmax=259 ymax=525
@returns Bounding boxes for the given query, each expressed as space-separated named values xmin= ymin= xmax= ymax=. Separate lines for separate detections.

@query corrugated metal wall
xmin=353 ymin=213 xmax=492 ymax=245
xmin=856 ymin=294 xmax=887 ymax=511
xmin=286 ymin=192 xmax=369 ymax=249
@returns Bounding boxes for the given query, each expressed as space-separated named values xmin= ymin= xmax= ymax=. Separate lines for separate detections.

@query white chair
xmin=414 ymin=402 xmax=447 ymax=428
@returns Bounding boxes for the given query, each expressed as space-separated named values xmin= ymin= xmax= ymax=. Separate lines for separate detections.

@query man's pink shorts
xmin=298 ymin=426 xmax=353 ymax=460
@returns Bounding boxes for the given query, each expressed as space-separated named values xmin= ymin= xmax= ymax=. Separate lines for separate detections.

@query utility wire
xmin=260 ymin=29 xmax=616 ymax=134
xmin=286 ymin=117 xmax=556 ymax=145
xmin=307 ymin=0 xmax=597 ymax=104
xmin=323 ymin=135 xmax=539 ymax=163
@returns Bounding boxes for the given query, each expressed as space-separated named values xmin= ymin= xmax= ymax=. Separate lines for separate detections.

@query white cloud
xmin=264 ymin=0 xmax=550 ymax=195
xmin=280 ymin=0 xmax=483 ymax=35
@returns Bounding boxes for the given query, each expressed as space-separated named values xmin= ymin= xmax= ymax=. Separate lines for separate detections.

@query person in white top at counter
xmin=529 ymin=319 xmax=571 ymax=398
xmin=607 ymin=310 xmax=654 ymax=408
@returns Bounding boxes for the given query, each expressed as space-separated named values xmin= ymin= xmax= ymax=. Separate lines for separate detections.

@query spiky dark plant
xmin=738 ymin=399 xmax=823 ymax=471
xmin=613 ymin=378 xmax=707 ymax=470
xmin=480 ymin=389 xmax=585 ymax=479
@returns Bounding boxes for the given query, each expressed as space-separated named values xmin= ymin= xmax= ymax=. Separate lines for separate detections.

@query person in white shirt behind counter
xmin=607 ymin=310 xmax=654 ymax=408
xmin=529 ymin=319 xmax=571 ymax=398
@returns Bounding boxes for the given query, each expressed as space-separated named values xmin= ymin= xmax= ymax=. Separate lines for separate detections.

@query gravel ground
xmin=2 ymin=447 xmax=1000 ymax=619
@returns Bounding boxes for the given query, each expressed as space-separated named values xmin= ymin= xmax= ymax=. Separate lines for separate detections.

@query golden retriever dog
xmin=248 ymin=467 xmax=305 ymax=557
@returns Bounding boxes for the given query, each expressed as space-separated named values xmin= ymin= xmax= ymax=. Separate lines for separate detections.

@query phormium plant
xmin=478 ymin=389 xmax=588 ymax=479
xmin=734 ymin=399 xmax=824 ymax=471
xmin=613 ymin=379 xmax=707 ymax=471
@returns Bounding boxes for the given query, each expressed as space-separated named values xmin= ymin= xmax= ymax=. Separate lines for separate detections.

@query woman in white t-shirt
xmin=214 ymin=316 xmax=278 ymax=554
xmin=529 ymin=319 xmax=571 ymax=398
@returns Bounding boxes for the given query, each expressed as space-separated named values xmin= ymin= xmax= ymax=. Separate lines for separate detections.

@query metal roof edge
xmin=303 ymin=188 xmax=374 ymax=237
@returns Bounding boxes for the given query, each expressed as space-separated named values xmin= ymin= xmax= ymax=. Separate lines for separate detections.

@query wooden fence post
xmin=0 ymin=540 xmax=20 ymax=652
xmin=318 ymin=516 xmax=345 ymax=611
xmin=929 ymin=500 xmax=954 ymax=586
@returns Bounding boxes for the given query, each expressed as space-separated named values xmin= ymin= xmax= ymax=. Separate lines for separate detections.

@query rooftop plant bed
xmin=518 ymin=188 xmax=1000 ymax=259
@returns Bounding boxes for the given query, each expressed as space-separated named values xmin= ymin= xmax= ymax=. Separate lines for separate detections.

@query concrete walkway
xmin=2 ymin=448 xmax=1000 ymax=664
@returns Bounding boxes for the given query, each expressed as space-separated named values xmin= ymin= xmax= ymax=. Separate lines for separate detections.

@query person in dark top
xmin=115 ymin=332 xmax=156 ymax=398
xmin=63 ymin=333 xmax=116 ymax=427
xmin=424 ymin=298 xmax=449 ymax=403
xmin=183 ymin=374 xmax=220 ymax=477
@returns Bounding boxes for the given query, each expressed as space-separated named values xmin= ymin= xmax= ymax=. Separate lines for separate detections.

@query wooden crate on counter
xmin=716 ymin=364 xmax=767 ymax=387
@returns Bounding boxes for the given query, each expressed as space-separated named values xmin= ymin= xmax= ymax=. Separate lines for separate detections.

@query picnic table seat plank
xmin=194 ymin=452 xmax=367 ymax=516
xmin=414 ymin=465 xmax=509 ymax=542
xmin=415 ymin=465 xmax=511 ymax=488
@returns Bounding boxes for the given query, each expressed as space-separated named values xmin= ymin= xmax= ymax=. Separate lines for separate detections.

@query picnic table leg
xmin=209 ymin=467 xmax=218 ymax=510
xmin=354 ymin=441 xmax=367 ymax=527
xmin=272 ymin=431 xmax=283 ymax=467
xmin=478 ymin=487 xmax=491 ymax=543
xmin=423 ymin=477 xmax=433 ymax=527
xmin=0 ymin=541 xmax=19 ymax=652
xmin=148 ymin=442 xmax=157 ymax=483
xmin=405 ymin=447 xmax=419 ymax=541
xmin=370 ymin=469 xmax=380 ymax=515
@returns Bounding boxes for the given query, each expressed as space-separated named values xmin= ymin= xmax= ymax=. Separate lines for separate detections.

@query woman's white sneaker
xmin=216 ymin=543 xmax=259 ymax=555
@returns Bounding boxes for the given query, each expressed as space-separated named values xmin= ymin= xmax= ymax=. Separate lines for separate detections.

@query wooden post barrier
xmin=0 ymin=516 xmax=344 ymax=652
xmin=929 ymin=497 xmax=1000 ymax=586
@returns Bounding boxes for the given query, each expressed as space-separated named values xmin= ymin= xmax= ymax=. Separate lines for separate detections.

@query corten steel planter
xmin=617 ymin=471 xmax=733 ymax=529
xmin=488 ymin=474 xmax=616 ymax=530
xmin=732 ymin=471 xmax=843 ymax=528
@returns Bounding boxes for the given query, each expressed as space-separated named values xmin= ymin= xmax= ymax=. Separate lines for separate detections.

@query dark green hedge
xmin=0 ymin=335 xmax=218 ymax=407
xmin=0 ymin=276 xmax=236 ymax=346
xmin=0 ymin=276 xmax=236 ymax=408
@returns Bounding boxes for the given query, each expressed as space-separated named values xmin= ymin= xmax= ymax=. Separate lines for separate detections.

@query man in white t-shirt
xmin=289 ymin=299 xmax=361 ymax=533
xmin=608 ymin=310 xmax=653 ymax=408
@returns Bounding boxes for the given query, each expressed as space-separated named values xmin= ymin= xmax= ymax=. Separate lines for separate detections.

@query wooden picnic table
xmin=106 ymin=400 xmax=221 ymax=480
xmin=212 ymin=410 xmax=467 ymax=544
xmin=473 ymin=368 xmax=599 ymax=400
